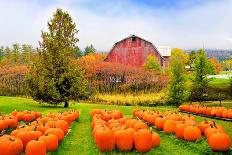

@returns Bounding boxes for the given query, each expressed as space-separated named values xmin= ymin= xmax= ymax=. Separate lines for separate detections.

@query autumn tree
xmin=190 ymin=50 xmax=211 ymax=102
xmin=167 ymin=48 xmax=187 ymax=106
xmin=222 ymin=59 xmax=232 ymax=71
xmin=209 ymin=57 xmax=222 ymax=74
xmin=84 ymin=44 xmax=96 ymax=55
xmin=144 ymin=55 xmax=161 ymax=72
xmin=27 ymin=9 xmax=88 ymax=107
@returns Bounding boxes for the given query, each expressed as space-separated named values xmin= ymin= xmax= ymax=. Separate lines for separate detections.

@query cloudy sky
xmin=0 ymin=0 xmax=232 ymax=51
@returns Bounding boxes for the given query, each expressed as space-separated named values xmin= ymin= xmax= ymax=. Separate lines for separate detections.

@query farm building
xmin=105 ymin=35 xmax=171 ymax=68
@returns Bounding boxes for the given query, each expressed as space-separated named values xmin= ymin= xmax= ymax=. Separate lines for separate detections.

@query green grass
xmin=0 ymin=96 xmax=231 ymax=155
xmin=219 ymin=71 xmax=232 ymax=75
xmin=209 ymin=78 xmax=230 ymax=89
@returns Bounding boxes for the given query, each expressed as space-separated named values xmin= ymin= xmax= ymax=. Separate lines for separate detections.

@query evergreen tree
xmin=190 ymin=50 xmax=211 ymax=102
xmin=84 ymin=44 xmax=96 ymax=55
xmin=12 ymin=44 xmax=20 ymax=64
xmin=27 ymin=9 xmax=88 ymax=107
xmin=167 ymin=48 xmax=187 ymax=106
xmin=144 ymin=55 xmax=161 ymax=72
xmin=73 ymin=46 xmax=83 ymax=58
xmin=0 ymin=46 xmax=4 ymax=59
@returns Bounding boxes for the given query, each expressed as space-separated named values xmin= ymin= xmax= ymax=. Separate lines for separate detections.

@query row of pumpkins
xmin=91 ymin=109 xmax=160 ymax=153
xmin=0 ymin=110 xmax=79 ymax=155
xmin=133 ymin=109 xmax=231 ymax=152
xmin=179 ymin=104 xmax=232 ymax=118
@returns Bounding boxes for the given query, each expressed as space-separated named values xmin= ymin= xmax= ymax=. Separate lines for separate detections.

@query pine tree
xmin=190 ymin=50 xmax=211 ymax=102
xmin=27 ymin=9 xmax=88 ymax=107
xmin=167 ymin=48 xmax=187 ymax=106
xmin=84 ymin=44 xmax=96 ymax=55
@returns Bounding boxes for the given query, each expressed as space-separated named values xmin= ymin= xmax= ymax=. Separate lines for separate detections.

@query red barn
xmin=105 ymin=35 xmax=170 ymax=68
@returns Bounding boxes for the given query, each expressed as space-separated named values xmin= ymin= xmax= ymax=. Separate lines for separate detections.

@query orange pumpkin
xmin=151 ymin=132 xmax=160 ymax=147
xmin=208 ymin=133 xmax=231 ymax=151
xmin=38 ymin=134 xmax=58 ymax=151
xmin=184 ymin=126 xmax=201 ymax=141
xmin=95 ymin=128 xmax=115 ymax=152
xmin=114 ymin=129 xmax=133 ymax=151
xmin=16 ymin=130 xmax=43 ymax=149
xmin=0 ymin=135 xmax=23 ymax=155
xmin=55 ymin=120 xmax=69 ymax=135
xmin=134 ymin=122 xmax=148 ymax=131
xmin=134 ymin=129 xmax=152 ymax=153
xmin=44 ymin=128 xmax=64 ymax=141
xmin=155 ymin=116 xmax=166 ymax=130
xmin=163 ymin=120 xmax=176 ymax=133
xmin=25 ymin=140 xmax=46 ymax=155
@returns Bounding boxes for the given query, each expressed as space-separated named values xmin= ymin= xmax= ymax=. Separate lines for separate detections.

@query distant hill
xmin=185 ymin=49 xmax=232 ymax=61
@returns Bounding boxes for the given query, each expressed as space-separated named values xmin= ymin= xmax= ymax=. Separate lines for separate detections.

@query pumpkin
xmin=4 ymin=117 xmax=18 ymax=128
xmin=114 ymin=129 xmax=133 ymax=151
xmin=155 ymin=116 xmax=166 ymax=130
xmin=163 ymin=120 xmax=176 ymax=133
xmin=0 ymin=135 xmax=23 ymax=155
xmin=151 ymin=132 xmax=160 ymax=147
xmin=125 ymin=119 xmax=138 ymax=128
xmin=45 ymin=121 xmax=56 ymax=128
xmin=0 ymin=120 xmax=7 ymax=131
xmin=23 ymin=113 xmax=35 ymax=122
xmin=44 ymin=128 xmax=64 ymax=141
xmin=175 ymin=123 xmax=187 ymax=139
xmin=95 ymin=128 xmax=115 ymax=152
xmin=55 ymin=120 xmax=69 ymax=134
xmin=184 ymin=126 xmax=201 ymax=141
xmin=25 ymin=140 xmax=46 ymax=155
xmin=38 ymin=134 xmax=58 ymax=151
xmin=16 ymin=130 xmax=43 ymax=149
xmin=198 ymin=120 xmax=213 ymax=134
xmin=134 ymin=129 xmax=152 ymax=153
xmin=208 ymin=133 xmax=231 ymax=151
xmin=134 ymin=122 xmax=148 ymax=131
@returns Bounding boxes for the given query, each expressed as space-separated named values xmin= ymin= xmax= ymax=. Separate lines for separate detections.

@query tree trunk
xmin=64 ymin=101 xmax=69 ymax=108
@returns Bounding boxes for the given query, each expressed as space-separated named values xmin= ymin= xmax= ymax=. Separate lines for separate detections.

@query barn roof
xmin=113 ymin=35 xmax=171 ymax=57
xmin=156 ymin=46 xmax=171 ymax=57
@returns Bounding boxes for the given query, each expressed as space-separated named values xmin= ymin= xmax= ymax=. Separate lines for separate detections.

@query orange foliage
xmin=210 ymin=57 xmax=222 ymax=74
xmin=0 ymin=65 xmax=29 ymax=75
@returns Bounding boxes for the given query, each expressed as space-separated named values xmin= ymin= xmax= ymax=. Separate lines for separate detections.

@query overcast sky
xmin=0 ymin=0 xmax=232 ymax=51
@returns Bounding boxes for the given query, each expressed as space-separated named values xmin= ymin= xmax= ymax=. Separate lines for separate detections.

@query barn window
xmin=131 ymin=36 xmax=136 ymax=42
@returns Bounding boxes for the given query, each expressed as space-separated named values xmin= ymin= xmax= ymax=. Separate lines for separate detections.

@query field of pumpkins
xmin=0 ymin=110 xmax=80 ymax=155
xmin=0 ymin=98 xmax=232 ymax=155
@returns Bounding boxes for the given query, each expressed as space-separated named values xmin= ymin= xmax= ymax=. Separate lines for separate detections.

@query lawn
xmin=0 ymin=96 xmax=231 ymax=155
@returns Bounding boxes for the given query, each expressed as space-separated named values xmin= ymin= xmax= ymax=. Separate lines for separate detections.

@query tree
xmin=209 ymin=57 xmax=222 ymax=74
xmin=83 ymin=44 xmax=96 ymax=55
xmin=144 ymin=55 xmax=161 ymax=72
xmin=73 ymin=46 xmax=83 ymax=58
xmin=0 ymin=46 xmax=4 ymax=59
xmin=12 ymin=44 xmax=20 ymax=64
xmin=188 ymin=51 xmax=197 ymax=70
xmin=171 ymin=48 xmax=188 ymax=64
xmin=222 ymin=59 xmax=232 ymax=71
xmin=190 ymin=50 xmax=210 ymax=102
xmin=167 ymin=48 xmax=187 ymax=106
xmin=27 ymin=9 xmax=88 ymax=107
xmin=21 ymin=44 xmax=34 ymax=64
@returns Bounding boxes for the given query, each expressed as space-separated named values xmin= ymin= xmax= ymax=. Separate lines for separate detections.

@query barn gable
xmin=105 ymin=35 xmax=170 ymax=67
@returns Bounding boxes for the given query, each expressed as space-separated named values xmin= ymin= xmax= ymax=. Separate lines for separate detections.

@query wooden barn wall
xmin=106 ymin=37 xmax=163 ymax=67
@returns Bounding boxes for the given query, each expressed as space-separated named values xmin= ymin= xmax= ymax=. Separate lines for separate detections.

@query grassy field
xmin=209 ymin=78 xmax=231 ymax=89
xmin=0 ymin=96 xmax=231 ymax=155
